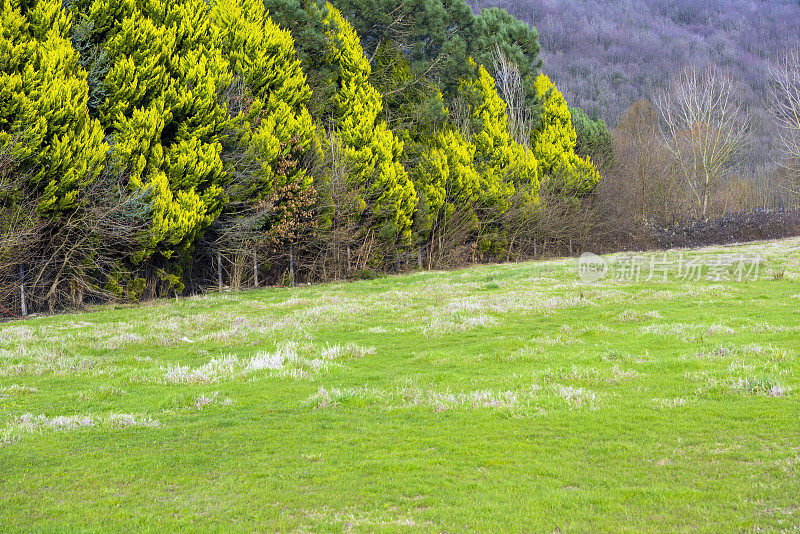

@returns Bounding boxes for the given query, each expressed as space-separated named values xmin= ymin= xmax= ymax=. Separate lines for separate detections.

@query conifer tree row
xmin=2 ymin=0 xmax=607 ymax=312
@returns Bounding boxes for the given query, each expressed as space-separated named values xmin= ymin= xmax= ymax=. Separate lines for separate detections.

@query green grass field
xmin=2 ymin=239 xmax=799 ymax=532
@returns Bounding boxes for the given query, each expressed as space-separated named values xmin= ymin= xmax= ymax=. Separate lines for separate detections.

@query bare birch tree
xmin=492 ymin=46 xmax=532 ymax=148
xmin=655 ymin=66 xmax=750 ymax=219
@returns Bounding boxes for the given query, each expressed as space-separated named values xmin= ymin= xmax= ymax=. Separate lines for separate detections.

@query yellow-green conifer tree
xmin=415 ymin=129 xmax=496 ymax=236
xmin=0 ymin=0 xmax=106 ymax=215
xmin=210 ymin=0 xmax=316 ymax=202
xmin=78 ymin=0 xmax=232 ymax=292
xmin=322 ymin=3 xmax=417 ymax=243
xmin=414 ymin=64 xmax=536 ymax=257
xmin=461 ymin=62 xmax=537 ymax=208
xmin=531 ymin=73 xmax=601 ymax=195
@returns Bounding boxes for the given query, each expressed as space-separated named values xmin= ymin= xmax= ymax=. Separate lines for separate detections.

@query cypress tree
xmin=322 ymin=3 xmax=417 ymax=243
xmin=415 ymin=124 xmax=523 ymax=237
xmin=209 ymin=0 xmax=319 ymax=269
xmin=461 ymin=62 xmax=537 ymax=208
xmin=531 ymin=73 xmax=601 ymax=196
xmin=414 ymin=63 xmax=536 ymax=256
xmin=210 ymin=0 xmax=316 ymax=203
xmin=413 ymin=128 xmax=481 ymax=240
xmin=75 ymin=0 xmax=232 ymax=292
xmin=0 ymin=0 xmax=106 ymax=215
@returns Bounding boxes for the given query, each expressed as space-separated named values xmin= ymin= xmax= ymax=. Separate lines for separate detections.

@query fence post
xmin=19 ymin=265 xmax=27 ymax=316
xmin=253 ymin=250 xmax=259 ymax=288
xmin=289 ymin=243 xmax=295 ymax=287
xmin=217 ymin=252 xmax=223 ymax=291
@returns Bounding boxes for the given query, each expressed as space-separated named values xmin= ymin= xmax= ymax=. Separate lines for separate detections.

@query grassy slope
xmin=1 ymin=239 xmax=799 ymax=532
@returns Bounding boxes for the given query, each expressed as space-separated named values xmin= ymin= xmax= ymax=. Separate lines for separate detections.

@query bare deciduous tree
xmin=611 ymin=100 xmax=687 ymax=225
xmin=655 ymin=66 xmax=750 ymax=219
xmin=768 ymin=49 xmax=800 ymax=198
xmin=1 ymin=167 xmax=149 ymax=314
xmin=305 ymin=127 xmax=372 ymax=279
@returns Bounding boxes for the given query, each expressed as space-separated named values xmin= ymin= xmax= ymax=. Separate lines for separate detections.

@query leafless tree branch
xmin=654 ymin=66 xmax=751 ymax=219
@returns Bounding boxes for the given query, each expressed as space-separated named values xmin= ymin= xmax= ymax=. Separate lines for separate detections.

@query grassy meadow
xmin=1 ymin=238 xmax=800 ymax=532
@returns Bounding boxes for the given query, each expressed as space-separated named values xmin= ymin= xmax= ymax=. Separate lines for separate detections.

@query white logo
xmin=576 ymin=252 xmax=608 ymax=283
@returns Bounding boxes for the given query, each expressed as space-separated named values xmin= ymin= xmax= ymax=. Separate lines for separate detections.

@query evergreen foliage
xmin=263 ymin=0 xmax=541 ymax=106
xmin=0 ymin=0 xmax=106 ymax=215
xmin=208 ymin=0 xmax=320 ymax=268
xmin=329 ymin=0 xmax=475 ymax=98
xmin=414 ymin=129 xmax=480 ymax=234
xmin=531 ymin=73 xmax=600 ymax=196
xmin=470 ymin=7 xmax=541 ymax=84
xmin=211 ymin=0 xmax=316 ymax=203
xmin=323 ymin=3 xmax=417 ymax=243
xmin=75 ymin=0 xmax=232 ymax=291
xmin=462 ymin=63 xmax=537 ymax=209
xmin=570 ymin=106 xmax=613 ymax=166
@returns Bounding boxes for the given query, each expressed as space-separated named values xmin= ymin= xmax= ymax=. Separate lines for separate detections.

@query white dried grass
xmin=555 ymin=385 xmax=599 ymax=408
xmin=2 ymin=412 xmax=159 ymax=445
xmin=192 ymin=391 xmax=231 ymax=410
xmin=162 ymin=342 xmax=342 ymax=384
xmin=706 ymin=324 xmax=736 ymax=335
xmin=305 ymin=384 xmax=537 ymax=412
xmin=652 ymin=397 xmax=687 ymax=408
xmin=0 ymin=347 xmax=105 ymax=377
xmin=617 ymin=310 xmax=663 ymax=322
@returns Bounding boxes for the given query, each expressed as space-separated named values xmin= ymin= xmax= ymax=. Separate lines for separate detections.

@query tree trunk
xmin=702 ymin=170 xmax=711 ymax=219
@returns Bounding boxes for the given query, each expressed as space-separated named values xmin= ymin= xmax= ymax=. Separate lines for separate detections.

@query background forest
xmin=473 ymin=0 xmax=800 ymax=200
xmin=1 ymin=0 xmax=799 ymax=314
